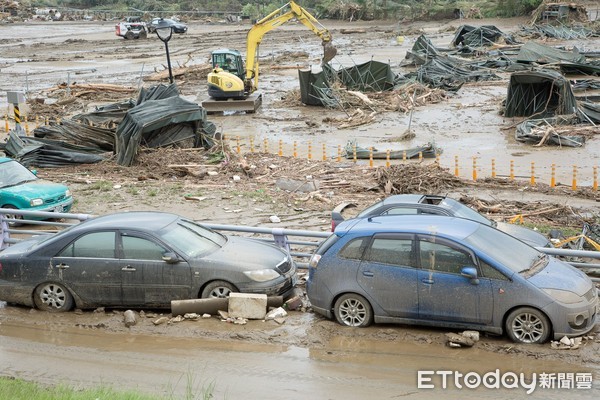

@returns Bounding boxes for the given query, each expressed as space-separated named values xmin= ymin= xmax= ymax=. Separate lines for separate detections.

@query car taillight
xmin=331 ymin=220 xmax=336 ymax=232
xmin=309 ymin=254 xmax=321 ymax=269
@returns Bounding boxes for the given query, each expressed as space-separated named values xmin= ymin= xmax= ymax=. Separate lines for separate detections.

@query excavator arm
xmin=244 ymin=1 xmax=336 ymax=94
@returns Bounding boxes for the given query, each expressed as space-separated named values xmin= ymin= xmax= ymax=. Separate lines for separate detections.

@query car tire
xmin=124 ymin=31 xmax=134 ymax=40
xmin=34 ymin=282 xmax=74 ymax=312
xmin=505 ymin=307 xmax=551 ymax=344
xmin=201 ymin=280 xmax=237 ymax=298
xmin=334 ymin=293 xmax=373 ymax=327
xmin=1 ymin=204 xmax=23 ymax=226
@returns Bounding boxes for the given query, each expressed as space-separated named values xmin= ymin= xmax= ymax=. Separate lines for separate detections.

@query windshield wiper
xmin=521 ymin=253 xmax=548 ymax=276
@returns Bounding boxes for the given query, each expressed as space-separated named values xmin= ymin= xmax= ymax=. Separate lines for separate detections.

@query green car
xmin=0 ymin=157 xmax=73 ymax=221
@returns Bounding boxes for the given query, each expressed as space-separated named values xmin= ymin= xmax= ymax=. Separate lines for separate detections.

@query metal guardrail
xmin=0 ymin=208 xmax=599 ymax=280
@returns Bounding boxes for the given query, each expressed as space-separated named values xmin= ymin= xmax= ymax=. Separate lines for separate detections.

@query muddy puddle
xmin=0 ymin=312 xmax=597 ymax=399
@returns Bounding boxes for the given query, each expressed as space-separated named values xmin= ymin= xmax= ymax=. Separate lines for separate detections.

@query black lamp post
xmin=155 ymin=19 xmax=174 ymax=84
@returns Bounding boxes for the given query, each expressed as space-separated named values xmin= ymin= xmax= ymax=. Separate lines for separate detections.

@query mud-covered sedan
xmin=308 ymin=215 xmax=598 ymax=343
xmin=0 ymin=212 xmax=296 ymax=312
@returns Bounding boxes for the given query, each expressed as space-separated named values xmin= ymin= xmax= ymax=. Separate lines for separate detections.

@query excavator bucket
xmin=322 ymin=42 xmax=337 ymax=64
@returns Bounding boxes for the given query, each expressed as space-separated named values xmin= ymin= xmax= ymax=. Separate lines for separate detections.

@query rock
xmin=207 ymin=171 xmax=218 ymax=176
xmin=170 ymin=315 xmax=184 ymax=323
xmin=228 ymin=293 xmax=267 ymax=320
xmin=445 ymin=332 xmax=475 ymax=347
xmin=275 ymin=177 xmax=320 ymax=193
xmin=124 ymin=310 xmax=137 ymax=327
xmin=218 ymin=310 xmax=229 ymax=320
xmin=284 ymin=296 xmax=303 ymax=311
xmin=202 ymin=313 xmax=212 ymax=318
xmin=233 ymin=317 xmax=247 ymax=325
xmin=152 ymin=316 xmax=169 ymax=325
xmin=265 ymin=307 xmax=288 ymax=320
xmin=232 ymin=175 xmax=241 ymax=181
xmin=461 ymin=330 xmax=480 ymax=342
xmin=184 ymin=313 xmax=200 ymax=320
xmin=559 ymin=336 xmax=571 ymax=346
xmin=269 ymin=215 xmax=281 ymax=223
xmin=448 ymin=342 xmax=462 ymax=348
xmin=93 ymin=307 xmax=105 ymax=314
xmin=273 ymin=317 xmax=286 ymax=325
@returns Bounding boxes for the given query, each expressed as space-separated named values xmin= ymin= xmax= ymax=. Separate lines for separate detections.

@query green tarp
xmin=516 ymin=41 xmax=586 ymax=64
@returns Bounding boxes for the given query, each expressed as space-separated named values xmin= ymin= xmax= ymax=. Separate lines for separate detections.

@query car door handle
xmin=55 ymin=263 xmax=69 ymax=269
xmin=421 ymin=278 xmax=434 ymax=284
xmin=121 ymin=266 xmax=137 ymax=272
xmin=362 ymin=271 xmax=374 ymax=277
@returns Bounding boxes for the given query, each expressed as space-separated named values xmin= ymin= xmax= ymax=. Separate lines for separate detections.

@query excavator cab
xmin=211 ymin=49 xmax=245 ymax=79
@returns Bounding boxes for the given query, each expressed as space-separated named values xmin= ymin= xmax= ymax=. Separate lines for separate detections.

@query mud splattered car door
xmin=51 ymin=231 xmax=123 ymax=307
xmin=119 ymin=232 xmax=192 ymax=306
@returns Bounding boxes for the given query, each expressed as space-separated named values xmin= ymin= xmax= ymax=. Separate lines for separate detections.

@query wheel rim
xmin=511 ymin=312 xmax=545 ymax=343
xmin=209 ymin=287 xmax=231 ymax=298
xmin=39 ymin=284 xmax=67 ymax=309
xmin=339 ymin=298 xmax=367 ymax=326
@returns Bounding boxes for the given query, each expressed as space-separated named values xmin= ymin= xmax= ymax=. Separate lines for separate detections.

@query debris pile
xmin=375 ymin=163 xmax=463 ymax=194
xmin=446 ymin=330 xmax=480 ymax=348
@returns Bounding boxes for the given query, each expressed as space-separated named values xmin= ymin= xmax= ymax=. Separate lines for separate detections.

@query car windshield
xmin=463 ymin=224 xmax=540 ymax=273
xmin=440 ymin=198 xmax=494 ymax=226
xmin=159 ymin=219 xmax=226 ymax=258
xmin=0 ymin=160 xmax=37 ymax=188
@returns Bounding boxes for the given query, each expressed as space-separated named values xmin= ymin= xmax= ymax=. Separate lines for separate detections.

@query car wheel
xmin=505 ymin=307 xmax=551 ymax=344
xmin=201 ymin=280 xmax=237 ymax=298
xmin=1 ymin=204 xmax=23 ymax=226
xmin=334 ymin=293 xmax=373 ymax=327
xmin=34 ymin=282 xmax=74 ymax=312
xmin=124 ymin=31 xmax=134 ymax=40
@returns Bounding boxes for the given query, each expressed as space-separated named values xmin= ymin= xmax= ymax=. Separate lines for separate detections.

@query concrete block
xmin=228 ymin=293 xmax=267 ymax=320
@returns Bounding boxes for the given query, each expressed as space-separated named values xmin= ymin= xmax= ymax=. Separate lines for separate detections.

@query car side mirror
xmin=461 ymin=266 xmax=479 ymax=285
xmin=162 ymin=252 xmax=180 ymax=264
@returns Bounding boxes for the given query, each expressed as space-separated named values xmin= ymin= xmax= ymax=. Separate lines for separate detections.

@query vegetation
xmin=0 ymin=377 xmax=161 ymax=400
xmin=31 ymin=0 xmax=544 ymax=19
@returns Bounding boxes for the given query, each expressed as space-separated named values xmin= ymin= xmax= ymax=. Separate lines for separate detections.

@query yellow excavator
xmin=201 ymin=1 xmax=336 ymax=113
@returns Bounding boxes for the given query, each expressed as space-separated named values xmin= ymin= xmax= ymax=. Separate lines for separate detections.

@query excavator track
xmin=201 ymin=93 xmax=263 ymax=114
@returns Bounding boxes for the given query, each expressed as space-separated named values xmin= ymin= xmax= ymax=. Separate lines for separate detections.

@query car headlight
xmin=225 ymin=82 xmax=233 ymax=88
xmin=30 ymin=198 xmax=44 ymax=207
xmin=542 ymin=288 xmax=584 ymax=304
xmin=65 ymin=189 xmax=71 ymax=197
xmin=243 ymin=269 xmax=280 ymax=282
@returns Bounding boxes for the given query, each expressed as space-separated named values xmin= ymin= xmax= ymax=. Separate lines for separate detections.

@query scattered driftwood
xmin=340 ymin=28 xmax=367 ymax=34
xmin=375 ymin=163 xmax=463 ymax=194
xmin=145 ymin=63 xmax=212 ymax=82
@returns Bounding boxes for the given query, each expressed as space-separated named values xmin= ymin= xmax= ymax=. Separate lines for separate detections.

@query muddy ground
xmin=1 ymin=13 xmax=600 ymax=398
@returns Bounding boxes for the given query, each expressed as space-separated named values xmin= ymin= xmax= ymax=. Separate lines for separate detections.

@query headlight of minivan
xmin=30 ymin=198 xmax=43 ymax=206
xmin=244 ymin=269 xmax=280 ymax=282
xmin=65 ymin=189 xmax=71 ymax=197
xmin=542 ymin=288 xmax=584 ymax=304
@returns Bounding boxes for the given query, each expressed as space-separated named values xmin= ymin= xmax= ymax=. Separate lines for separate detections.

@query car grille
xmin=276 ymin=259 xmax=293 ymax=274
xmin=45 ymin=194 xmax=66 ymax=205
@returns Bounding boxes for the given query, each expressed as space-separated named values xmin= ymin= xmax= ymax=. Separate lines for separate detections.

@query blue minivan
xmin=307 ymin=215 xmax=598 ymax=344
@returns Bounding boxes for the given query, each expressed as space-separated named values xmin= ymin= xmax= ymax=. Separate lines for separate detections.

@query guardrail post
xmin=0 ymin=213 xmax=9 ymax=250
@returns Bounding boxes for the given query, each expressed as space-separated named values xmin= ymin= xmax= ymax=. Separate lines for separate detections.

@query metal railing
xmin=0 ymin=208 xmax=599 ymax=280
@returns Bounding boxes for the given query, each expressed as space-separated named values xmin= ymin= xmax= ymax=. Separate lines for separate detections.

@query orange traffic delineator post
xmin=509 ymin=160 xmax=515 ymax=180
xmin=337 ymin=145 xmax=341 ymax=162
xmin=293 ymin=141 xmax=297 ymax=158
xmin=402 ymin=150 xmax=407 ymax=162
xmin=593 ymin=166 xmax=598 ymax=191
xmin=4 ymin=114 xmax=8 ymax=133
xmin=307 ymin=141 xmax=312 ymax=160
xmin=454 ymin=155 xmax=459 ymax=177
xmin=369 ymin=147 xmax=373 ymax=168
xmin=322 ymin=143 xmax=327 ymax=161
xmin=491 ymin=158 xmax=496 ymax=178
xmin=572 ymin=165 xmax=577 ymax=191
xmin=263 ymin=138 xmax=268 ymax=153
xmin=472 ymin=157 xmax=477 ymax=181
xmin=386 ymin=149 xmax=391 ymax=168
xmin=278 ymin=139 xmax=283 ymax=157
xmin=550 ymin=163 xmax=556 ymax=188
xmin=236 ymin=136 xmax=241 ymax=154
xmin=250 ymin=137 xmax=255 ymax=153
xmin=353 ymin=143 xmax=357 ymax=163
xmin=530 ymin=161 xmax=535 ymax=186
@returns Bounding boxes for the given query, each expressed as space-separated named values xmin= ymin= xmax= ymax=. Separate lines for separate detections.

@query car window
xmin=0 ymin=160 xmax=37 ymax=188
xmin=58 ymin=231 xmax=116 ymax=258
xmin=464 ymin=224 xmax=539 ymax=273
xmin=364 ymin=237 xmax=415 ymax=267
xmin=381 ymin=207 xmax=417 ymax=216
xmin=480 ymin=260 xmax=509 ymax=281
xmin=159 ymin=220 xmax=224 ymax=258
xmin=419 ymin=239 xmax=475 ymax=274
xmin=338 ymin=237 xmax=368 ymax=260
xmin=122 ymin=235 xmax=167 ymax=261
xmin=440 ymin=198 xmax=491 ymax=225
